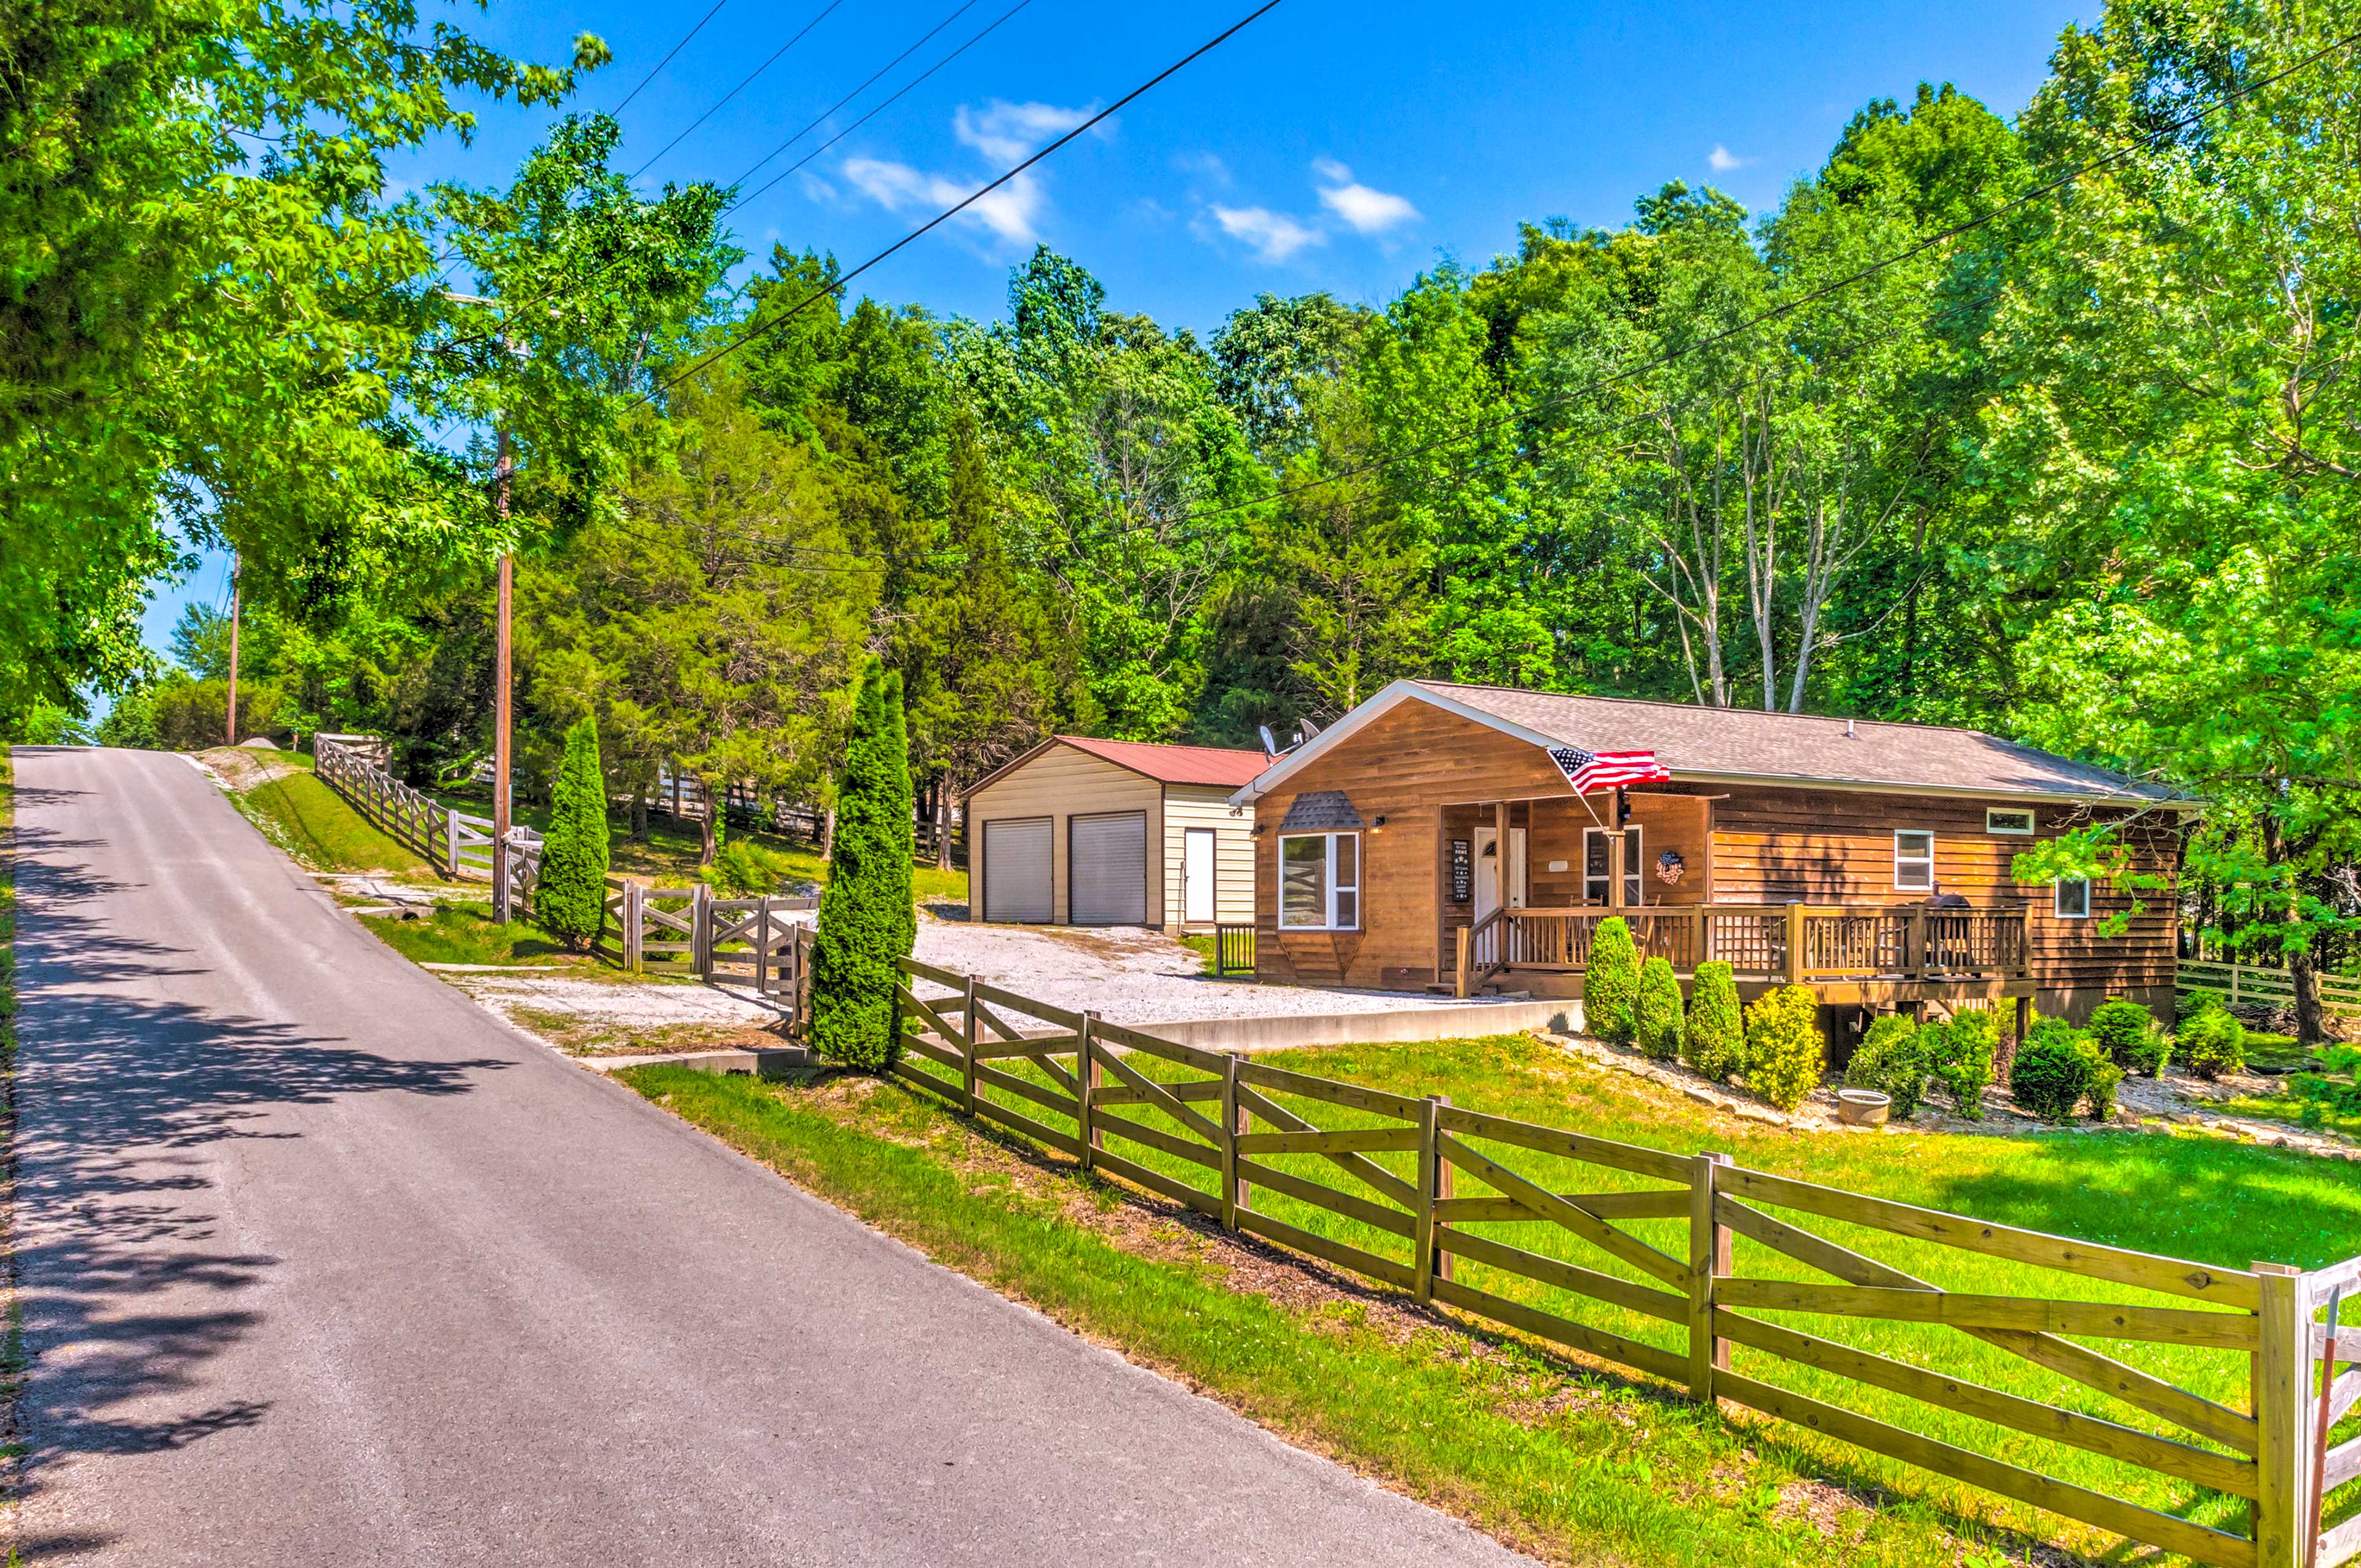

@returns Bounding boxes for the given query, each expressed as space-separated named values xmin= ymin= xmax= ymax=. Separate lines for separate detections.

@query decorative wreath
xmin=1655 ymin=849 xmax=1687 ymax=885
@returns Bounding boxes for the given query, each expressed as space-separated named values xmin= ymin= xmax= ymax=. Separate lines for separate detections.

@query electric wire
xmin=611 ymin=0 xmax=734 ymax=116
xmin=629 ymin=0 xmax=848 ymax=180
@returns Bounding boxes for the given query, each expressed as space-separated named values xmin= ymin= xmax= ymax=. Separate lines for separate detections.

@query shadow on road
xmin=9 ymin=813 xmax=512 ymax=1514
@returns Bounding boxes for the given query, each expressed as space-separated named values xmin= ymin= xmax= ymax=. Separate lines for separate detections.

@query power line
xmin=726 ymin=0 xmax=1038 ymax=218
xmin=611 ymin=0 xmax=734 ymax=116
xmin=630 ymin=0 xmax=848 ymax=181
xmin=641 ymin=0 xmax=1289 ymax=406
xmin=719 ymin=0 xmax=986 ymax=200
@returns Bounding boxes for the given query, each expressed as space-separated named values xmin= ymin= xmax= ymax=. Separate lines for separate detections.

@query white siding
xmin=968 ymin=746 xmax=1164 ymax=925
xmin=1161 ymin=785 xmax=1257 ymax=929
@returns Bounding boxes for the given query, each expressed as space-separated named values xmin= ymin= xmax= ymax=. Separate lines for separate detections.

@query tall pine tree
xmin=810 ymin=659 xmax=915 ymax=1068
xmin=536 ymin=715 xmax=610 ymax=948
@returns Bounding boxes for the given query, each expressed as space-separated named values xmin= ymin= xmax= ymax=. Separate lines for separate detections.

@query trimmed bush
xmin=2178 ymin=1005 xmax=2247 ymax=1080
xmin=1744 ymin=985 xmax=1824 ymax=1112
xmin=2011 ymin=1020 xmax=2111 ymax=1123
xmin=534 ymin=715 xmax=611 ymax=949
xmin=1681 ymin=960 xmax=1744 ymax=1083
xmin=2087 ymin=997 xmax=2168 ymax=1077
xmin=810 ymin=659 xmax=916 ymax=1071
xmin=1845 ymin=1014 xmax=1929 ymax=1120
xmin=1930 ymin=1008 xmax=1997 ymax=1120
xmin=1584 ymin=917 xmax=1640 ymax=1045
xmin=1634 ymin=957 xmax=1683 ymax=1061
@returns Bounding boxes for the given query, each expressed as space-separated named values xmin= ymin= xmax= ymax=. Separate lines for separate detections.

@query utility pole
xmin=224 ymin=555 xmax=241 ymax=748
xmin=492 ymin=431 xmax=515 ymax=924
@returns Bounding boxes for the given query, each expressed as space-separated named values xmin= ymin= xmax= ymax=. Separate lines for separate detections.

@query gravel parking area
xmin=912 ymin=914 xmax=1509 ymax=1026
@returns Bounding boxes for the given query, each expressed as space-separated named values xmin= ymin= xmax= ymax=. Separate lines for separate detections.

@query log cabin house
xmin=1228 ymin=681 xmax=2190 ymax=1036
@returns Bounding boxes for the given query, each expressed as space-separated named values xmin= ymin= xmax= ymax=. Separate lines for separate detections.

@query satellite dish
xmin=1259 ymin=723 xmax=1278 ymax=755
xmin=1300 ymin=716 xmax=1321 ymax=738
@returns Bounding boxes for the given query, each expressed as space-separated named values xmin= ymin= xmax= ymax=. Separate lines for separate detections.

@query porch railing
xmin=1455 ymin=903 xmax=2031 ymax=997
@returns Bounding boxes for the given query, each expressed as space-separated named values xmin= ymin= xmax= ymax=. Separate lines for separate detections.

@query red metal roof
xmin=1056 ymin=735 xmax=1270 ymax=788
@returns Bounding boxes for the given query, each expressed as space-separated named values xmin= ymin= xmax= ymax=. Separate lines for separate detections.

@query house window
xmin=1987 ymin=807 xmax=2036 ymax=836
xmin=2055 ymin=878 xmax=2090 ymax=919
xmin=1893 ymin=830 xmax=1936 ymax=892
xmin=1583 ymin=826 xmax=1642 ymax=906
xmin=1279 ymin=833 xmax=1359 ymax=930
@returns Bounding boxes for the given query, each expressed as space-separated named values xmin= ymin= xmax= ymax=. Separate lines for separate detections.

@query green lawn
xmin=231 ymin=769 xmax=435 ymax=877
xmin=629 ymin=1031 xmax=2361 ymax=1567
xmin=357 ymin=900 xmax=588 ymax=968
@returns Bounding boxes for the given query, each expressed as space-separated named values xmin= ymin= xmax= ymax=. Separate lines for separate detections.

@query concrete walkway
xmin=6 ymin=746 xmax=1528 ymax=1567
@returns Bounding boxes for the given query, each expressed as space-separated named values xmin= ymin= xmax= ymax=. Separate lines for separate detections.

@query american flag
xmin=1549 ymin=746 xmax=1670 ymax=794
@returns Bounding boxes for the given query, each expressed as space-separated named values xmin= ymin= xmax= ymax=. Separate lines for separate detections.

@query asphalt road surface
xmin=7 ymin=746 xmax=1529 ymax=1566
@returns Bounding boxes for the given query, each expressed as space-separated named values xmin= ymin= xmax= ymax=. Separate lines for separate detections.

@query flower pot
xmin=1837 ymin=1088 xmax=1891 ymax=1127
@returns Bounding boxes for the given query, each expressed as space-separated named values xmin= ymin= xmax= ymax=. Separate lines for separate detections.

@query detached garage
xmin=966 ymin=737 xmax=1265 ymax=929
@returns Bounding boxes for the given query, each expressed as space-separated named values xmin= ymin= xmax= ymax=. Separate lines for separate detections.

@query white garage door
xmin=1069 ymin=811 xmax=1147 ymax=926
xmin=982 ymin=817 xmax=1053 ymax=923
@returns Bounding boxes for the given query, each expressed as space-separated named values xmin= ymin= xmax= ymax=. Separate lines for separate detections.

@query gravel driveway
xmin=912 ymin=914 xmax=1508 ymax=1026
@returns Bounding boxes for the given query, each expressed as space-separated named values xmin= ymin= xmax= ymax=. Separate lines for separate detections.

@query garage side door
xmin=981 ymin=817 xmax=1053 ymax=923
xmin=1069 ymin=811 xmax=1147 ymax=926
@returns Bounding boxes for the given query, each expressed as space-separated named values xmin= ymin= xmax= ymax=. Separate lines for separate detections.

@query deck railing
xmin=1456 ymin=903 xmax=2031 ymax=997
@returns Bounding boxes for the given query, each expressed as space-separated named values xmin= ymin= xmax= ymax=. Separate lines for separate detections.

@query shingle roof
xmin=1278 ymin=790 xmax=1364 ymax=831
xmin=1412 ymin=682 xmax=2175 ymax=804
xmin=1055 ymin=735 xmax=1271 ymax=788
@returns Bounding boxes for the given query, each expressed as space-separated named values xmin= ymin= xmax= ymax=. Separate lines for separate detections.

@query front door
xmin=1473 ymin=826 xmax=1528 ymax=921
xmin=1183 ymin=828 xmax=1216 ymax=925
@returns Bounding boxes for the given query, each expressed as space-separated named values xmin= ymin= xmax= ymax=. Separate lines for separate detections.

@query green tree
xmin=536 ymin=716 xmax=610 ymax=946
xmin=810 ymin=659 xmax=915 ymax=1069
xmin=1633 ymin=957 xmax=1683 ymax=1061
xmin=1584 ymin=917 xmax=1640 ymax=1043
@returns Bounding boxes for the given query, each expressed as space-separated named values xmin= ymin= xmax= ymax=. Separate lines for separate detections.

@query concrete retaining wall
xmin=1150 ymin=998 xmax=1585 ymax=1054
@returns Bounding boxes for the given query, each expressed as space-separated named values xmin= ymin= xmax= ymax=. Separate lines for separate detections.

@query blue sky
xmin=137 ymin=0 xmax=2091 ymax=673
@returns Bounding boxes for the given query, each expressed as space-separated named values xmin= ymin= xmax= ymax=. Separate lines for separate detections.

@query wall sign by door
xmin=1449 ymin=839 xmax=1473 ymax=904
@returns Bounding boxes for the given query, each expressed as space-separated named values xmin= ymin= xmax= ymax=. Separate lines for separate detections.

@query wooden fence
xmin=2179 ymin=960 xmax=2361 ymax=1021
xmin=888 ymin=953 xmax=2361 ymax=1568
xmin=596 ymin=878 xmax=815 ymax=1028
xmin=317 ymin=736 xmax=540 ymax=909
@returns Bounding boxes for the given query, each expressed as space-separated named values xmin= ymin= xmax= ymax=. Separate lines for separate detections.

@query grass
xmin=630 ymin=1030 xmax=2361 ymax=1566
xmin=231 ymin=769 xmax=435 ymax=877
xmin=356 ymin=900 xmax=588 ymax=968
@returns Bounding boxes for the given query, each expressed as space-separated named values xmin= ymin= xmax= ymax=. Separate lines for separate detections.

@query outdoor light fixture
xmin=1371 ymin=814 xmax=1388 ymax=831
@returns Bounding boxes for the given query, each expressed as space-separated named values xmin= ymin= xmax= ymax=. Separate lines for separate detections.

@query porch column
xmin=1607 ymin=818 xmax=1626 ymax=910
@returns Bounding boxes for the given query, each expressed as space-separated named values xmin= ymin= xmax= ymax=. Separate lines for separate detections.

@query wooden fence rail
xmin=2178 ymin=960 xmax=2361 ymax=1021
xmin=317 ymin=736 xmax=540 ymax=911
xmin=592 ymin=877 xmax=816 ymax=1029
xmin=887 ymin=953 xmax=2360 ymax=1568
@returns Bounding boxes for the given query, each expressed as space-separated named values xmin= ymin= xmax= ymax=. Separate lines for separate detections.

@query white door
xmin=1183 ymin=828 xmax=1216 ymax=925
xmin=1474 ymin=825 xmax=1529 ymax=922
xmin=1070 ymin=811 xmax=1149 ymax=925
xmin=983 ymin=818 xmax=1053 ymax=923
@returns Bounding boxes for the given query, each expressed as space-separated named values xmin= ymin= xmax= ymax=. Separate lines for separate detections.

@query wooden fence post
xmin=1414 ymin=1095 xmax=1442 ymax=1305
xmin=1455 ymin=926 xmax=1472 ymax=999
xmin=1075 ymin=1013 xmax=1097 ymax=1173
xmin=623 ymin=882 xmax=643 ymax=973
xmin=1688 ymin=1151 xmax=1734 ymax=1406
xmin=1784 ymin=902 xmax=1806 ymax=985
xmin=960 ymin=973 xmax=979 ymax=1114
xmin=754 ymin=895 xmax=772 ymax=993
xmin=1220 ymin=1053 xmax=1245 ymax=1232
xmin=2254 ymin=1261 xmax=2308 ymax=1568
xmin=1907 ymin=905 xmax=1928 ymax=980
xmin=692 ymin=883 xmax=713 ymax=979
xmin=1432 ymin=1094 xmax=1455 ymax=1285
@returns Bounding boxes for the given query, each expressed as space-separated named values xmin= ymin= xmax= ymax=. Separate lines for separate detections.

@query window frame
xmin=1892 ymin=829 xmax=1936 ymax=893
xmin=1985 ymin=807 xmax=2036 ymax=836
xmin=2055 ymin=877 xmax=2091 ymax=920
xmin=1277 ymin=831 xmax=1361 ymax=931
xmin=1581 ymin=825 xmax=1643 ymax=907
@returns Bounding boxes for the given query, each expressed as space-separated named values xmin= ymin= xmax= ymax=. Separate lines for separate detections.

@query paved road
xmin=7 ymin=747 xmax=1527 ymax=1566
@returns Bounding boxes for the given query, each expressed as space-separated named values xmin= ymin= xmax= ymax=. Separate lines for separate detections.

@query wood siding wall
xmin=1161 ymin=785 xmax=1257 ymax=929
xmin=968 ymin=746 xmax=1163 ymax=925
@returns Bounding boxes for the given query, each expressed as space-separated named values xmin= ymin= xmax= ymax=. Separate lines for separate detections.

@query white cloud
xmin=842 ymin=156 xmax=1046 ymax=246
xmin=796 ymin=170 xmax=837 ymax=204
xmin=1173 ymin=150 xmax=1232 ymax=187
xmin=1311 ymin=159 xmax=1420 ymax=235
xmin=1707 ymin=144 xmax=1751 ymax=172
xmin=1208 ymin=204 xmax=1324 ymax=263
xmin=954 ymin=99 xmax=1102 ymax=163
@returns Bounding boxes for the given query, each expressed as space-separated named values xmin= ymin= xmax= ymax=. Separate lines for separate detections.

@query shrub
xmin=2087 ymin=997 xmax=2168 ymax=1077
xmin=706 ymin=839 xmax=782 ymax=896
xmin=810 ymin=658 xmax=916 ymax=1071
xmin=2012 ymin=1021 xmax=2111 ymax=1123
xmin=1634 ymin=957 xmax=1683 ymax=1061
xmin=154 ymin=676 xmax=287 ymax=748
xmin=1681 ymin=961 xmax=1744 ymax=1083
xmin=534 ymin=715 xmax=611 ymax=949
xmin=1584 ymin=917 xmax=1640 ymax=1045
xmin=1930 ymin=1008 xmax=1997 ymax=1120
xmin=1744 ymin=985 xmax=1824 ymax=1112
xmin=2178 ymin=1005 xmax=2247 ymax=1079
xmin=1845 ymin=1014 xmax=1929 ymax=1119
xmin=95 ymin=683 xmax=164 ymax=748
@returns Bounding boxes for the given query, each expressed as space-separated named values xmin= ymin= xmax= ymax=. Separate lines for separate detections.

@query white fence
xmin=317 ymin=736 xmax=540 ymax=908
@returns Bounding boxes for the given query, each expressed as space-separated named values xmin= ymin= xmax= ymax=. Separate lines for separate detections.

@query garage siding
xmin=1161 ymin=786 xmax=1257 ymax=929
xmin=967 ymin=746 xmax=1165 ymax=925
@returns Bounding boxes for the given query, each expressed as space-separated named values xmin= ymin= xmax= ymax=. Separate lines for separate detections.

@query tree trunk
xmin=821 ymin=804 xmax=836 ymax=866
xmin=2260 ymin=813 xmax=2325 ymax=1042
xmin=935 ymin=774 xmax=952 ymax=872
xmin=631 ymin=786 xmax=648 ymax=844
